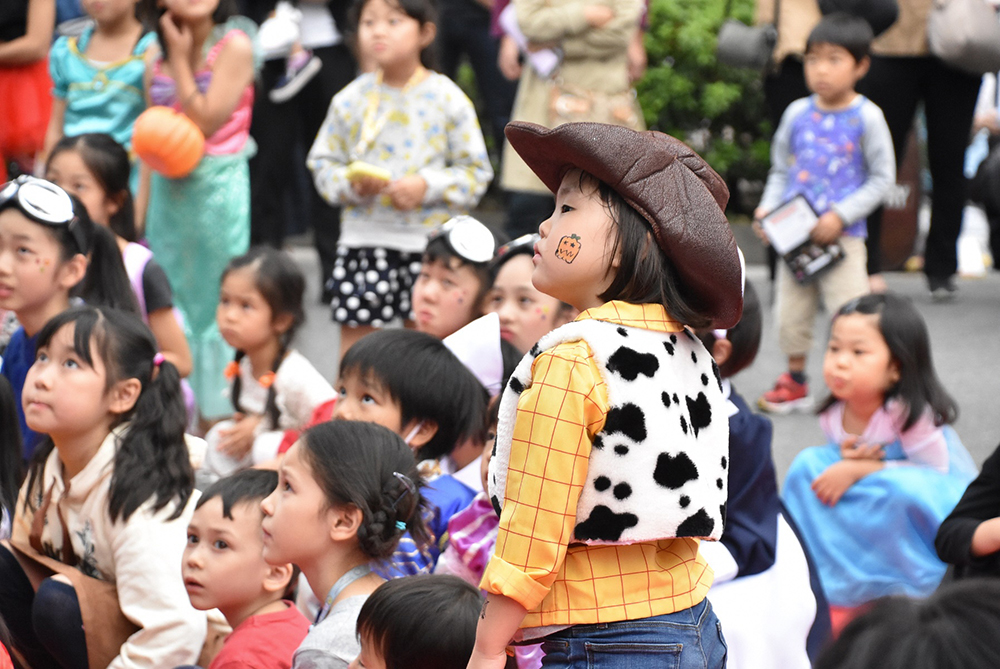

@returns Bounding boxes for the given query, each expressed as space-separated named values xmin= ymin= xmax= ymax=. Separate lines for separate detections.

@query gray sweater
xmin=292 ymin=595 xmax=368 ymax=669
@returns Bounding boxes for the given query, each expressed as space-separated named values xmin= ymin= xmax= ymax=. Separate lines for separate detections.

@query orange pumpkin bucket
xmin=132 ymin=106 xmax=205 ymax=179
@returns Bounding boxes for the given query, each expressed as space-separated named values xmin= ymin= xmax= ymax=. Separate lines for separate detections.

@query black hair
xmin=299 ymin=421 xmax=431 ymax=561
xmin=46 ymin=133 xmax=137 ymax=242
xmin=815 ymin=579 xmax=1000 ymax=669
xmin=422 ymin=234 xmax=495 ymax=313
xmin=584 ymin=173 xmax=713 ymax=329
xmin=222 ymin=247 xmax=306 ymax=429
xmin=347 ymin=0 xmax=439 ymax=70
xmin=697 ymin=280 xmax=762 ymax=379
xmin=197 ymin=468 xmax=278 ymax=517
xmin=142 ymin=0 xmax=239 ymax=57
xmin=339 ymin=329 xmax=490 ymax=461
xmin=0 ymin=183 xmax=138 ymax=314
xmin=806 ymin=12 xmax=874 ymax=63
xmin=818 ymin=293 xmax=957 ymax=431
xmin=0 ymin=376 xmax=22 ymax=517
xmin=24 ymin=306 xmax=193 ymax=523
xmin=356 ymin=574 xmax=482 ymax=669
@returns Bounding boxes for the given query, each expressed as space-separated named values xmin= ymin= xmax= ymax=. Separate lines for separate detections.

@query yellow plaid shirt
xmin=481 ymin=301 xmax=713 ymax=628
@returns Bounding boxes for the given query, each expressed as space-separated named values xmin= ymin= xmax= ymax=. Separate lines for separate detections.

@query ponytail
xmin=229 ymin=341 xmax=285 ymax=429
xmin=74 ymin=223 xmax=139 ymax=314
xmin=25 ymin=306 xmax=193 ymax=524
xmin=110 ymin=356 xmax=192 ymax=522
xmin=0 ymin=376 xmax=22 ymax=516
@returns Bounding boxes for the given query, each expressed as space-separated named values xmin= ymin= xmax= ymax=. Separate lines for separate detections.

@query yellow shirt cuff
xmin=480 ymin=555 xmax=552 ymax=611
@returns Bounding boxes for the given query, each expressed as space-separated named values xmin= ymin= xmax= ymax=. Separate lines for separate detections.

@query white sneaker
xmin=256 ymin=1 xmax=302 ymax=60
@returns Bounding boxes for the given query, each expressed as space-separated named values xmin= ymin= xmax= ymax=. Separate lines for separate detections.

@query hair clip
xmin=153 ymin=352 xmax=165 ymax=368
xmin=390 ymin=472 xmax=416 ymax=510
xmin=395 ymin=520 xmax=407 ymax=531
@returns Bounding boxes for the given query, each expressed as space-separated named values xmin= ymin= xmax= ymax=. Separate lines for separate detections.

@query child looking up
xmin=349 ymin=574 xmax=481 ymax=669
xmin=472 ymin=121 xmax=743 ymax=669
xmin=184 ymin=469 xmax=309 ymax=669
xmin=0 ymin=175 xmax=136 ymax=458
xmin=142 ymin=0 xmax=256 ymax=420
xmin=307 ymin=0 xmax=493 ymax=358
xmin=411 ymin=215 xmax=496 ymax=340
xmin=755 ymin=13 xmax=895 ymax=414
xmin=333 ymin=328 xmax=490 ymax=574
xmin=783 ymin=294 xmax=977 ymax=627
xmin=485 ymin=233 xmax=577 ymax=354
xmin=42 ymin=0 xmax=153 ymax=196
xmin=0 ymin=305 xmax=204 ymax=668
xmin=201 ymin=247 xmax=334 ymax=483
xmin=45 ymin=133 xmax=193 ymax=377
xmin=261 ymin=421 xmax=430 ymax=669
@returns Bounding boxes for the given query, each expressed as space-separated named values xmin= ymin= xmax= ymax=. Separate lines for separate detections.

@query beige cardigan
xmin=501 ymin=0 xmax=644 ymax=194
xmin=12 ymin=427 xmax=206 ymax=669
xmin=756 ymin=0 xmax=931 ymax=61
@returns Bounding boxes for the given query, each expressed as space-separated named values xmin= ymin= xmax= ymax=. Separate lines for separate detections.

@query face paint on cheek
xmin=554 ymin=234 xmax=582 ymax=264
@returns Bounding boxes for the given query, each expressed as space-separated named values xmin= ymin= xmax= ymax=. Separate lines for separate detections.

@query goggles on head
xmin=0 ymin=176 xmax=87 ymax=254
xmin=427 ymin=215 xmax=496 ymax=265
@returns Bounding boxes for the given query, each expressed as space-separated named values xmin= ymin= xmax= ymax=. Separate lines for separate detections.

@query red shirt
xmin=209 ymin=602 xmax=310 ymax=669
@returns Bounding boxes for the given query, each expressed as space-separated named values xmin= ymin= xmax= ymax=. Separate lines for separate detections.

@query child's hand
xmin=159 ymin=11 xmax=194 ymax=61
xmin=386 ymin=175 xmax=427 ymax=210
xmin=497 ymin=36 xmax=522 ymax=81
xmin=752 ymin=208 xmax=769 ymax=246
xmin=584 ymin=4 xmax=615 ymax=27
xmin=811 ymin=211 xmax=844 ymax=245
xmin=839 ymin=435 xmax=885 ymax=461
xmin=216 ymin=413 xmax=262 ymax=459
xmin=351 ymin=175 xmax=388 ymax=198
xmin=466 ymin=647 xmax=510 ymax=669
xmin=812 ymin=460 xmax=881 ymax=506
xmin=971 ymin=517 xmax=1000 ymax=558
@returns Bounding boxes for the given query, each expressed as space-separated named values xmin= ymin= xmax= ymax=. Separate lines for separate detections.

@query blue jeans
xmin=539 ymin=599 xmax=727 ymax=669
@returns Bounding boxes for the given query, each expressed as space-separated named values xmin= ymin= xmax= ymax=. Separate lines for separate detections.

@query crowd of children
xmin=1 ymin=4 xmax=1000 ymax=669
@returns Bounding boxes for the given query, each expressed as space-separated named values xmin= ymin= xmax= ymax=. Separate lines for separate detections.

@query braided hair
xmin=222 ymin=248 xmax=306 ymax=429
xmin=300 ymin=421 xmax=431 ymax=561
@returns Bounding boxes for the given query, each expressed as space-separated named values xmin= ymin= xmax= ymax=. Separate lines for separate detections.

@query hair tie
xmin=390 ymin=472 xmax=416 ymax=510
xmin=395 ymin=520 xmax=407 ymax=531
xmin=224 ymin=360 xmax=240 ymax=380
xmin=153 ymin=352 xmax=165 ymax=367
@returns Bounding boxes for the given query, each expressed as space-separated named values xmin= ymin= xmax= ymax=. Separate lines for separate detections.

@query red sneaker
xmin=758 ymin=372 xmax=812 ymax=414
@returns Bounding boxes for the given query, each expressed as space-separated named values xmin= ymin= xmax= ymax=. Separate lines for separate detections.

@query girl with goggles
xmin=0 ymin=176 xmax=135 ymax=459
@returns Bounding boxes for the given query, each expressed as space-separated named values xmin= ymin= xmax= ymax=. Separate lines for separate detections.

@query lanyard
xmin=352 ymin=66 xmax=427 ymax=159
xmin=314 ymin=564 xmax=373 ymax=626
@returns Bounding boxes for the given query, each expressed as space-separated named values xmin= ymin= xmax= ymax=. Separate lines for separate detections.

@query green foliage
xmin=637 ymin=0 xmax=772 ymax=206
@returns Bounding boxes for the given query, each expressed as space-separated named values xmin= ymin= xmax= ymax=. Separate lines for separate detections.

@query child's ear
xmin=261 ymin=561 xmax=295 ymax=596
xmin=108 ymin=377 xmax=143 ymax=414
xmin=419 ymin=21 xmax=437 ymax=49
xmin=402 ymin=418 xmax=438 ymax=450
xmin=328 ymin=503 xmax=365 ymax=542
xmin=272 ymin=311 xmax=295 ymax=335
xmin=710 ymin=338 xmax=733 ymax=370
xmin=855 ymin=55 xmax=871 ymax=79
xmin=57 ymin=254 xmax=88 ymax=290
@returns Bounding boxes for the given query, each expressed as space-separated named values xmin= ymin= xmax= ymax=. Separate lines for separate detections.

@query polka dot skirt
xmin=326 ymin=246 xmax=422 ymax=327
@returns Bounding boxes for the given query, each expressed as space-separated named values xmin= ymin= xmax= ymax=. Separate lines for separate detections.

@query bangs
xmin=35 ymin=306 xmax=113 ymax=383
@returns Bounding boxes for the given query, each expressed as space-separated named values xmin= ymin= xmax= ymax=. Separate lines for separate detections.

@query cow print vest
xmin=489 ymin=318 xmax=729 ymax=545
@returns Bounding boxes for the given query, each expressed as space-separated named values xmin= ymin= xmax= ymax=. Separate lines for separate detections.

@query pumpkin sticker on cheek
xmin=555 ymin=234 xmax=582 ymax=263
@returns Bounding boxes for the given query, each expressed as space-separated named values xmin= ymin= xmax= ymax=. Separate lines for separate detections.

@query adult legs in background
xmin=920 ymin=59 xmax=980 ymax=289
xmin=0 ymin=545 xmax=87 ymax=669
xmin=301 ymin=44 xmax=357 ymax=301
xmin=437 ymin=10 xmax=517 ymax=154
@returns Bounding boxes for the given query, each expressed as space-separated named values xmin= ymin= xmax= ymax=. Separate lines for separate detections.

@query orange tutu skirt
xmin=0 ymin=58 xmax=52 ymax=180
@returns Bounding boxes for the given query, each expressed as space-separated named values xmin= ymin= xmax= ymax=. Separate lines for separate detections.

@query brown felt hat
xmin=505 ymin=121 xmax=743 ymax=328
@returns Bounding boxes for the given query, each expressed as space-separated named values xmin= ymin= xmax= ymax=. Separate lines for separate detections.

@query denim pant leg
xmin=539 ymin=599 xmax=727 ymax=669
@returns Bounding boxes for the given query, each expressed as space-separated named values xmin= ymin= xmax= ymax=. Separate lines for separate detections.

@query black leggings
xmin=857 ymin=55 xmax=981 ymax=279
xmin=0 ymin=544 xmax=88 ymax=669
